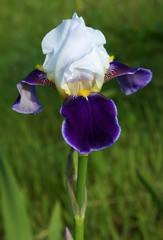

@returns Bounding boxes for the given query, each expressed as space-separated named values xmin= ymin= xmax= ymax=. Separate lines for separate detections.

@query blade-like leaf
xmin=48 ymin=202 xmax=62 ymax=240
xmin=137 ymin=170 xmax=163 ymax=212
xmin=0 ymin=157 xmax=33 ymax=240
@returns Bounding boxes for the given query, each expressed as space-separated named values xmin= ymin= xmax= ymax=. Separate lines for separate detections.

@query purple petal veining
xmin=60 ymin=93 xmax=121 ymax=154
xmin=105 ymin=61 xmax=152 ymax=95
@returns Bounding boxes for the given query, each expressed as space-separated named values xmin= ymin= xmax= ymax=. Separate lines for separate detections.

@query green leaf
xmin=48 ymin=202 xmax=62 ymax=240
xmin=0 ymin=157 xmax=33 ymax=240
xmin=137 ymin=170 xmax=163 ymax=212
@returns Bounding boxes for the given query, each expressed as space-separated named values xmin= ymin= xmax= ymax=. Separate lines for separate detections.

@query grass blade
xmin=137 ymin=170 xmax=163 ymax=212
xmin=48 ymin=202 xmax=62 ymax=240
xmin=0 ymin=157 xmax=33 ymax=240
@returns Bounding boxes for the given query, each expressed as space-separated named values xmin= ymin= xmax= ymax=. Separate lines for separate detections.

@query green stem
xmin=74 ymin=154 xmax=88 ymax=240
xmin=74 ymin=216 xmax=84 ymax=240
xmin=76 ymin=155 xmax=88 ymax=210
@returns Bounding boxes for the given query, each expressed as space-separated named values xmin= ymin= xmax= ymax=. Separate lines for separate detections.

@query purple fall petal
xmin=60 ymin=93 xmax=121 ymax=154
xmin=12 ymin=82 xmax=43 ymax=114
xmin=12 ymin=69 xmax=56 ymax=114
xmin=105 ymin=61 xmax=152 ymax=95
xmin=117 ymin=68 xmax=152 ymax=95
xmin=20 ymin=69 xmax=56 ymax=88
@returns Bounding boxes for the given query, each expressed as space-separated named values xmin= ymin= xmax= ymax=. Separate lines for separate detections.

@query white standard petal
xmin=87 ymin=27 xmax=106 ymax=46
xmin=62 ymin=45 xmax=110 ymax=94
xmin=42 ymin=13 xmax=86 ymax=72
xmin=72 ymin=12 xmax=85 ymax=25
xmin=42 ymin=19 xmax=95 ymax=95
xmin=41 ymin=13 xmax=110 ymax=97
xmin=42 ymin=18 xmax=83 ymax=72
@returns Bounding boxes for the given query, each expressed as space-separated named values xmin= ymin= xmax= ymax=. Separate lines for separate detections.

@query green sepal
xmin=66 ymin=176 xmax=80 ymax=217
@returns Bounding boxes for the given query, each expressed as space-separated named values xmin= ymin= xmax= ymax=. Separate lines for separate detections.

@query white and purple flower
xmin=12 ymin=13 xmax=152 ymax=154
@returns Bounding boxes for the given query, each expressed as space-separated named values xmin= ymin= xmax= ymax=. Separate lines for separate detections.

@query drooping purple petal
xmin=104 ymin=61 xmax=152 ymax=95
xmin=12 ymin=82 xmax=43 ymax=114
xmin=60 ymin=93 xmax=121 ymax=154
xmin=12 ymin=69 xmax=56 ymax=114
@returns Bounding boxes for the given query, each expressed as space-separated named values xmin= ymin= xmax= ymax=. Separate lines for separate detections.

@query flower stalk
xmin=74 ymin=154 xmax=88 ymax=240
xmin=76 ymin=155 xmax=88 ymax=211
xmin=74 ymin=216 xmax=84 ymax=240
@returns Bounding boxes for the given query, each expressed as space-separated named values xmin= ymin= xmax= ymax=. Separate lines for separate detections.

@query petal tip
xmin=12 ymin=101 xmax=43 ymax=114
xmin=118 ymin=67 xmax=153 ymax=95
xmin=12 ymin=81 xmax=44 ymax=114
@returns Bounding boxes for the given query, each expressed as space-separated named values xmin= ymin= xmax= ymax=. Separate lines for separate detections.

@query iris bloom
xmin=12 ymin=13 xmax=152 ymax=154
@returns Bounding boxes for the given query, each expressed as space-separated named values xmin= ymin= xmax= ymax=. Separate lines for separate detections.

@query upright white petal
xmin=42 ymin=13 xmax=110 ymax=97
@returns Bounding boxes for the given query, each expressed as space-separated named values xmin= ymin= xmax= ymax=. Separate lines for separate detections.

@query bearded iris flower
xmin=12 ymin=13 xmax=152 ymax=154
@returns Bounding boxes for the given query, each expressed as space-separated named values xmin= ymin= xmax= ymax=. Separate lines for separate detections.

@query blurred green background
xmin=0 ymin=0 xmax=163 ymax=239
